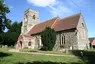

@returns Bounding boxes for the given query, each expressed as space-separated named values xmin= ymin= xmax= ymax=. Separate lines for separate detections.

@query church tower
xmin=21 ymin=8 xmax=40 ymax=35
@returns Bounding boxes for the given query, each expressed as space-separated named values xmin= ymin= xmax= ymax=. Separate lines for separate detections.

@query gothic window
xmin=60 ymin=34 xmax=65 ymax=48
xmin=28 ymin=42 xmax=31 ymax=46
xmin=33 ymin=15 xmax=36 ymax=20
xmin=63 ymin=35 xmax=65 ymax=45
xmin=62 ymin=36 xmax=64 ymax=45
xmin=60 ymin=34 xmax=61 ymax=47
xmin=82 ymin=23 xmax=84 ymax=27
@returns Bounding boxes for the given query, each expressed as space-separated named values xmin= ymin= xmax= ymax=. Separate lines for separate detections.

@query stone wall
xmin=21 ymin=36 xmax=31 ymax=49
xmin=76 ymin=15 xmax=90 ymax=50
xmin=27 ymin=35 xmax=42 ymax=49
xmin=53 ymin=29 xmax=78 ymax=51
xmin=21 ymin=35 xmax=42 ymax=49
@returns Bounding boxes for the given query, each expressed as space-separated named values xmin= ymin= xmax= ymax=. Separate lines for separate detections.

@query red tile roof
xmin=28 ymin=17 xmax=59 ymax=35
xmin=89 ymin=38 xmax=95 ymax=43
xmin=28 ymin=13 xmax=81 ymax=35
xmin=52 ymin=13 xmax=81 ymax=31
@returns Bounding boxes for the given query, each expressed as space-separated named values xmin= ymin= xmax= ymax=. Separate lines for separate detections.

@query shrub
xmin=41 ymin=27 xmax=56 ymax=51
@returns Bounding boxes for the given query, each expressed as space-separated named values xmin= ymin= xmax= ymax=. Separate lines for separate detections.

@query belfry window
xmin=33 ymin=15 xmax=36 ymax=20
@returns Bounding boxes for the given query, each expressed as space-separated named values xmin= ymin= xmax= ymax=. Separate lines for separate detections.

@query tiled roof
xmin=89 ymin=38 xmax=95 ymax=43
xmin=28 ymin=13 xmax=81 ymax=35
xmin=52 ymin=13 xmax=81 ymax=31
xmin=28 ymin=17 xmax=58 ymax=35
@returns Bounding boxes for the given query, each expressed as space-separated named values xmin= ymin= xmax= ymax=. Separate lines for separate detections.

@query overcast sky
xmin=5 ymin=0 xmax=95 ymax=37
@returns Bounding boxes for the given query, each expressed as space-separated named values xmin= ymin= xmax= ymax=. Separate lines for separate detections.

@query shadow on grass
xmin=0 ymin=52 xmax=12 ymax=58
xmin=17 ymin=61 xmax=83 ymax=64
xmin=71 ymin=50 xmax=95 ymax=64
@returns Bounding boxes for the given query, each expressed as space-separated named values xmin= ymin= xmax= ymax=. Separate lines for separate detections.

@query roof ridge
xmin=61 ymin=13 xmax=81 ymax=20
xmin=42 ymin=17 xmax=58 ymax=23
xmin=51 ymin=17 xmax=60 ymax=29
xmin=34 ymin=17 xmax=58 ymax=26
xmin=28 ymin=17 xmax=58 ymax=35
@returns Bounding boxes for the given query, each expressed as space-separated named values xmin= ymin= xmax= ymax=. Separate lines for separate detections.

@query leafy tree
xmin=41 ymin=27 xmax=56 ymax=51
xmin=1 ymin=22 xmax=22 ymax=46
xmin=8 ymin=22 xmax=22 ymax=34
xmin=0 ymin=0 xmax=11 ymax=33
xmin=2 ymin=32 xmax=19 ymax=46
xmin=0 ymin=0 xmax=11 ymax=45
xmin=0 ymin=0 xmax=22 ymax=46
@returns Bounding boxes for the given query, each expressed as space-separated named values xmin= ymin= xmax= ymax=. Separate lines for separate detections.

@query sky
xmin=5 ymin=0 xmax=95 ymax=37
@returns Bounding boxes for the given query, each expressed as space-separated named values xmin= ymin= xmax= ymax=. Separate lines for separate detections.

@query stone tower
xmin=21 ymin=8 xmax=40 ymax=35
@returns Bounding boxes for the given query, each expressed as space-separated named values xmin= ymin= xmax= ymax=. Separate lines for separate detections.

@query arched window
xmin=62 ymin=34 xmax=65 ymax=45
xmin=33 ymin=15 xmax=36 ymax=20
xmin=28 ymin=42 xmax=31 ymax=46
xmin=20 ymin=41 xmax=22 ymax=48
xmin=82 ymin=23 xmax=84 ymax=27
xmin=60 ymin=34 xmax=65 ymax=48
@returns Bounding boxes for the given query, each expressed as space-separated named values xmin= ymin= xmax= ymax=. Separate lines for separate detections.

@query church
xmin=17 ymin=8 xmax=90 ymax=51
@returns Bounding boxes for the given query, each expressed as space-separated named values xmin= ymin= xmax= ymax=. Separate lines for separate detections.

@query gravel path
xmin=8 ymin=49 xmax=75 ymax=57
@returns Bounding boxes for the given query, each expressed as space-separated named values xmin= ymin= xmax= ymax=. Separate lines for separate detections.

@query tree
xmin=41 ymin=27 xmax=56 ymax=51
xmin=8 ymin=22 xmax=22 ymax=34
xmin=2 ymin=32 xmax=19 ymax=46
xmin=0 ymin=0 xmax=11 ymax=45
xmin=1 ymin=22 xmax=22 ymax=46
xmin=0 ymin=0 xmax=11 ymax=33
xmin=0 ymin=0 xmax=22 ymax=46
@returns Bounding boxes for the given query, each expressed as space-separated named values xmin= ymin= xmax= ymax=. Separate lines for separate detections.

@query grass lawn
xmin=0 ymin=48 xmax=84 ymax=64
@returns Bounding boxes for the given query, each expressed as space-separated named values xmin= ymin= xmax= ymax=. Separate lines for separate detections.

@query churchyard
xmin=0 ymin=47 xmax=95 ymax=64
